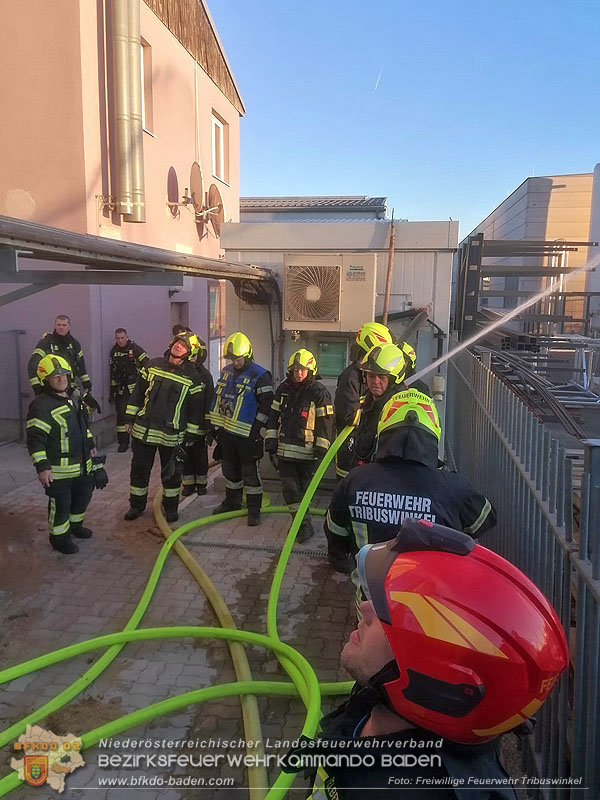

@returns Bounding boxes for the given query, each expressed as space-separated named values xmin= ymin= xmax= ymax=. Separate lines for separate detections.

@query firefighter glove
xmin=83 ymin=391 xmax=102 ymax=414
xmin=92 ymin=454 xmax=109 ymax=490
xmin=264 ymin=438 xmax=278 ymax=455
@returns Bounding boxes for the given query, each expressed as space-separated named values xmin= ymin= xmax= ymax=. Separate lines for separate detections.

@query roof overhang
xmin=0 ymin=215 xmax=271 ymax=306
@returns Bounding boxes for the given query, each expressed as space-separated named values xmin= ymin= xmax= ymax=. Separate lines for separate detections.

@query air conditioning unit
xmin=283 ymin=253 xmax=377 ymax=332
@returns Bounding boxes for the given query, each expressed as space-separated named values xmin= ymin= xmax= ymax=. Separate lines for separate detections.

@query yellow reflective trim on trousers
xmin=31 ymin=450 xmax=47 ymax=464
xmin=27 ymin=418 xmax=52 ymax=434
xmin=69 ymin=512 xmax=85 ymax=523
xmin=225 ymin=479 xmax=244 ymax=490
xmin=182 ymin=476 xmax=195 ymax=486
xmin=49 ymin=497 xmax=56 ymax=530
xmin=130 ymin=485 xmax=148 ymax=496
xmin=163 ymin=487 xmax=181 ymax=497
xmin=51 ymin=519 xmax=70 ymax=536
xmin=276 ymin=443 xmax=316 ymax=460
xmin=264 ymin=430 xmax=277 ymax=440
xmin=245 ymin=485 xmax=262 ymax=495
xmin=464 ymin=499 xmax=492 ymax=535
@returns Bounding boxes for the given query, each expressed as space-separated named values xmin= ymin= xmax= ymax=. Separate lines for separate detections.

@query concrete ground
xmin=0 ymin=442 xmax=526 ymax=799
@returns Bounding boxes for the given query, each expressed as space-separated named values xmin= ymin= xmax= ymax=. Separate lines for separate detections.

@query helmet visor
xmin=358 ymin=521 xmax=476 ymax=626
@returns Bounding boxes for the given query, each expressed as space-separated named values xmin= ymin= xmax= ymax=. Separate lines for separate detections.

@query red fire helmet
xmin=357 ymin=519 xmax=569 ymax=743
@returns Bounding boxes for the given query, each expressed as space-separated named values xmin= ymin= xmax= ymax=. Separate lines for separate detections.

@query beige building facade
xmin=461 ymin=173 xmax=595 ymax=330
xmin=0 ymin=0 xmax=243 ymax=441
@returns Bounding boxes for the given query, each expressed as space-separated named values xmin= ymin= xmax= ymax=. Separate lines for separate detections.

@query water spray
xmin=408 ymin=252 xmax=600 ymax=386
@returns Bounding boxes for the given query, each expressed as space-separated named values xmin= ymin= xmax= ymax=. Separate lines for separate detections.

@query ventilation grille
xmin=284 ymin=264 xmax=341 ymax=322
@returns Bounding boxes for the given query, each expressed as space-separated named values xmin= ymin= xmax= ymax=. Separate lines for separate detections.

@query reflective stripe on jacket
xmin=209 ymin=361 xmax=273 ymax=438
xmin=109 ymin=340 xmax=149 ymax=394
xmin=126 ymin=357 xmax=204 ymax=448
xmin=26 ymin=389 xmax=94 ymax=479
xmin=27 ymin=332 xmax=91 ymax=393
xmin=265 ymin=377 xmax=333 ymax=460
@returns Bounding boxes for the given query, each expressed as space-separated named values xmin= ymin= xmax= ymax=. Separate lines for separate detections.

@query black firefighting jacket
xmin=109 ymin=340 xmax=149 ymax=396
xmin=352 ymin=382 xmax=402 ymax=464
xmin=297 ymin=684 xmax=516 ymax=800
xmin=194 ymin=361 xmax=214 ymax=437
xmin=125 ymin=357 xmax=205 ymax=448
xmin=265 ymin=376 xmax=334 ymax=461
xmin=334 ymin=362 xmax=363 ymax=431
xmin=26 ymin=389 xmax=95 ymax=480
xmin=325 ymin=428 xmax=496 ymax=564
xmin=28 ymin=332 xmax=91 ymax=395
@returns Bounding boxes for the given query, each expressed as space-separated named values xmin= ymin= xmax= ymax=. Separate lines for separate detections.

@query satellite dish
xmin=190 ymin=162 xmax=205 ymax=217
xmin=206 ymin=184 xmax=225 ymax=238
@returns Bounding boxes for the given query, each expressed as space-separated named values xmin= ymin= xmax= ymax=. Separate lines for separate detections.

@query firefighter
xmin=325 ymin=388 xmax=496 ymax=584
xmin=265 ymin=349 xmax=334 ymax=543
xmin=181 ymin=336 xmax=214 ymax=496
xmin=123 ymin=331 xmax=205 ymax=523
xmin=108 ymin=328 xmax=149 ymax=452
xmin=209 ymin=332 xmax=273 ymax=526
xmin=352 ymin=342 xmax=408 ymax=466
xmin=334 ymin=321 xmax=394 ymax=479
xmin=26 ymin=355 xmax=102 ymax=554
xmin=27 ymin=315 xmax=100 ymax=412
xmin=292 ymin=520 xmax=568 ymax=798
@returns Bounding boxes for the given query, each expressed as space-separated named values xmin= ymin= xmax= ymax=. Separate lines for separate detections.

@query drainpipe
xmin=111 ymin=0 xmax=133 ymax=216
xmin=125 ymin=0 xmax=146 ymax=222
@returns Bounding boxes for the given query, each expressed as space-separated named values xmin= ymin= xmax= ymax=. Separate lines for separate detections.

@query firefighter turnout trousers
xmin=182 ymin=437 xmax=209 ymax=491
xmin=129 ymin=439 xmax=182 ymax=514
xmin=114 ymin=391 xmax=130 ymax=447
xmin=219 ymin=430 xmax=263 ymax=510
xmin=45 ymin=475 xmax=94 ymax=540
xmin=278 ymin=459 xmax=317 ymax=538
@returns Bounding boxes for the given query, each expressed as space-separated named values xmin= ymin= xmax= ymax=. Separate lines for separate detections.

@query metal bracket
xmin=0 ymin=244 xmax=33 ymax=273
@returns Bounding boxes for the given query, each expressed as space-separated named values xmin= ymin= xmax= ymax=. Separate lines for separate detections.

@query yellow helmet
xmin=359 ymin=343 xmax=407 ymax=385
xmin=355 ymin=321 xmax=393 ymax=353
xmin=378 ymin=388 xmax=441 ymax=442
xmin=196 ymin=336 xmax=208 ymax=365
xmin=224 ymin=332 xmax=253 ymax=360
xmin=37 ymin=354 xmax=72 ymax=384
xmin=169 ymin=331 xmax=199 ymax=359
xmin=399 ymin=340 xmax=417 ymax=374
xmin=288 ymin=348 xmax=317 ymax=376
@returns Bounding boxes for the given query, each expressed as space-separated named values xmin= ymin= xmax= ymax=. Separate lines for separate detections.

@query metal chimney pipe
xmin=110 ymin=0 xmax=133 ymax=216
xmin=125 ymin=0 xmax=146 ymax=222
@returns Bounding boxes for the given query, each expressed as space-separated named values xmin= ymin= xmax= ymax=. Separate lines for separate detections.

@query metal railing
xmin=445 ymin=341 xmax=600 ymax=799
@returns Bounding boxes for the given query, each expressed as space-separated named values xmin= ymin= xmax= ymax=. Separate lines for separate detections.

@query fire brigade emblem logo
xmin=12 ymin=725 xmax=85 ymax=792
xmin=24 ymin=755 xmax=48 ymax=786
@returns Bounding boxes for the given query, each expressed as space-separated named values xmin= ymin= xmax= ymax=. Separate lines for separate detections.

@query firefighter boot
xmin=246 ymin=494 xmax=262 ymax=527
xmin=213 ymin=488 xmax=242 ymax=515
xmin=49 ymin=534 xmax=79 ymax=555
xmin=124 ymin=507 xmax=143 ymax=521
xmin=296 ymin=517 xmax=315 ymax=544
xmin=181 ymin=485 xmax=196 ymax=498
xmin=71 ymin=526 xmax=93 ymax=539
xmin=117 ymin=443 xmax=129 ymax=453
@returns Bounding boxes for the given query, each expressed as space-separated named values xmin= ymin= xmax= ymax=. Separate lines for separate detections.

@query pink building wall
xmin=0 ymin=0 xmax=242 ymax=439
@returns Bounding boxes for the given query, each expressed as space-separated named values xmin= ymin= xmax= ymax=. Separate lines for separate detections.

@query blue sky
xmin=209 ymin=0 xmax=599 ymax=237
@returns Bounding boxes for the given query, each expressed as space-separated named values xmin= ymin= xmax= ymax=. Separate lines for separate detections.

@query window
xmin=211 ymin=111 xmax=229 ymax=182
xmin=140 ymin=39 xmax=154 ymax=133
xmin=317 ymin=341 xmax=348 ymax=377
